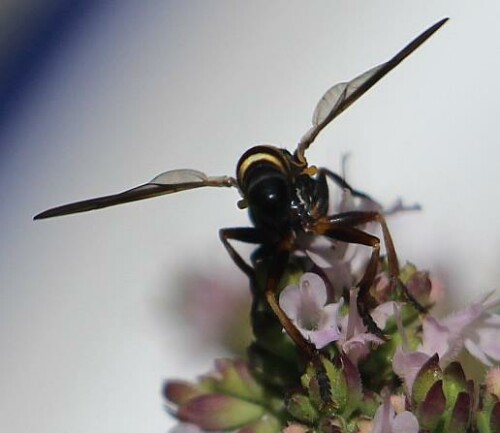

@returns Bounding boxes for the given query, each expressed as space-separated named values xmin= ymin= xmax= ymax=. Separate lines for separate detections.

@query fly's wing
xmin=296 ymin=17 xmax=448 ymax=162
xmin=34 ymin=169 xmax=236 ymax=219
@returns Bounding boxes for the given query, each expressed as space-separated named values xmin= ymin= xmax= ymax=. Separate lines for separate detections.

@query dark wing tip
xmin=428 ymin=17 xmax=449 ymax=34
xmin=33 ymin=208 xmax=67 ymax=220
xmin=33 ymin=204 xmax=86 ymax=220
xmin=32 ymin=193 xmax=131 ymax=220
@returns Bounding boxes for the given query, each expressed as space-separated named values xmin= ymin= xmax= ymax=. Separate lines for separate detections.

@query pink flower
xmin=392 ymin=347 xmax=432 ymax=396
xmin=338 ymin=288 xmax=384 ymax=364
xmin=279 ymin=273 xmax=342 ymax=349
xmin=392 ymin=302 xmax=431 ymax=396
xmin=371 ymin=395 xmax=419 ymax=433
xmin=419 ymin=291 xmax=500 ymax=366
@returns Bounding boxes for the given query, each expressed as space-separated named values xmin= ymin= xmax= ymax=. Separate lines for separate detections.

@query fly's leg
xmin=330 ymin=212 xmax=428 ymax=311
xmin=312 ymin=221 xmax=383 ymax=337
xmin=220 ymin=227 xmax=316 ymax=358
xmin=263 ymin=249 xmax=317 ymax=358
xmin=325 ymin=211 xmax=400 ymax=276
xmin=219 ymin=227 xmax=264 ymax=279
xmin=314 ymin=211 xmax=426 ymax=336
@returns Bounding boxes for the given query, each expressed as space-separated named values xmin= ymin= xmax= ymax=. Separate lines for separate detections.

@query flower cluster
xmin=165 ymin=252 xmax=499 ymax=433
xmin=164 ymin=188 xmax=499 ymax=433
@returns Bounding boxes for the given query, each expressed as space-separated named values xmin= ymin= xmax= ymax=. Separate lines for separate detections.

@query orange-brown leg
xmin=313 ymin=220 xmax=383 ymax=336
xmin=220 ymin=227 xmax=317 ymax=357
xmin=263 ymin=249 xmax=317 ymax=358
xmin=313 ymin=211 xmax=425 ymax=337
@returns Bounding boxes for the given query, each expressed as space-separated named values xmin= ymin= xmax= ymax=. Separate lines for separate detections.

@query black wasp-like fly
xmin=35 ymin=18 xmax=448 ymax=357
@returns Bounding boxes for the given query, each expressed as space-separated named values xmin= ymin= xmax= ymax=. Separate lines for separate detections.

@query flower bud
xmin=286 ymin=393 xmax=318 ymax=424
xmin=163 ymin=380 xmax=207 ymax=406
xmin=165 ymin=359 xmax=277 ymax=432
xmin=178 ymin=394 xmax=265 ymax=430
xmin=411 ymin=357 xmax=473 ymax=432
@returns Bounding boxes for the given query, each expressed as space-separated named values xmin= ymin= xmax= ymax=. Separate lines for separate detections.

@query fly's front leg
xmin=312 ymin=220 xmax=383 ymax=337
xmin=326 ymin=211 xmax=426 ymax=313
xmin=326 ymin=211 xmax=400 ymax=277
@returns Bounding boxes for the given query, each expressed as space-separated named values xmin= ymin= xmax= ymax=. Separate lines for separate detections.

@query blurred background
xmin=1 ymin=1 xmax=499 ymax=432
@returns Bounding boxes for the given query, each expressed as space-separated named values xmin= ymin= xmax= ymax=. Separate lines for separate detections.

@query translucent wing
xmin=34 ymin=169 xmax=236 ymax=219
xmin=296 ymin=17 xmax=448 ymax=161
xmin=311 ymin=64 xmax=384 ymax=127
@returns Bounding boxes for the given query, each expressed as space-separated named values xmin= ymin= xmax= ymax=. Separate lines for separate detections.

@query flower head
xmin=279 ymin=273 xmax=342 ymax=349
xmin=165 ymin=206 xmax=497 ymax=433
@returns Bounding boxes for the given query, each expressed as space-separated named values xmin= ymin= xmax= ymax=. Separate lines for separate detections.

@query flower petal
xmin=279 ymin=284 xmax=301 ymax=320
xmin=371 ymin=301 xmax=396 ymax=330
xmin=421 ymin=316 xmax=463 ymax=364
xmin=393 ymin=347 xmax=431 ymax=396
xmin=309 ymin=327 xmax=341 ymax=349
xmin=391 ymin=411 xmax=419 ymax=433
xmin=371 ymin=399 xmax=393 ymax=433
xmin=298 ymin=272 xmax=328 ymax=307
xmin=471 ymin=315 xmax=500 ymax=362
xmin=420 ymin=292 xmax=500 ymax=366
xmin=279 ymin=273 xmax=343 ymax=349
xmin=319 ymin=301 xmax=343 ymax=330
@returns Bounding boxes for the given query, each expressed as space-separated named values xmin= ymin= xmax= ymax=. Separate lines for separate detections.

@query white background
xmin=1 ymin=2 xmax=499 ymax=432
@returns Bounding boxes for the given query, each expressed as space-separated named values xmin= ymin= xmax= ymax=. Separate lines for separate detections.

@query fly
xmin=35 ymin=18 xmax=448 ymax=357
